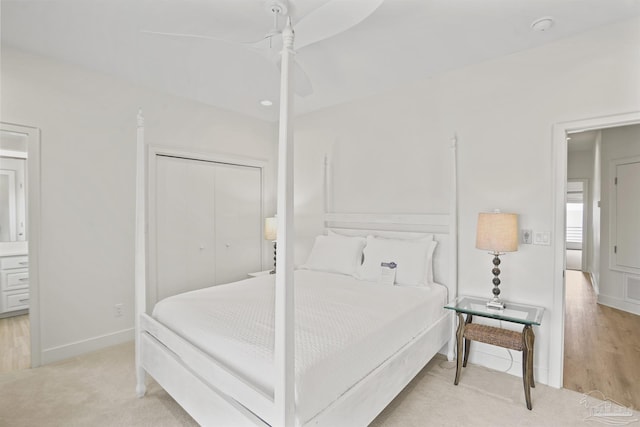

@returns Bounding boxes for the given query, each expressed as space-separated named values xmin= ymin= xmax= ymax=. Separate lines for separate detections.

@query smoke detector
xmin=531 ymin=17 xmax=554 ymax=32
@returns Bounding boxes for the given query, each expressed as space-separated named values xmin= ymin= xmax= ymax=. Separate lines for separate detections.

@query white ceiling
xmin=2 ymin=0 xmax=640 ymax=122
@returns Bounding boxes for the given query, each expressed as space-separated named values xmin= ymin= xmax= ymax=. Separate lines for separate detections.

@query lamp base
xmin=270 ymin=241 xmax=277 ymax=275
xmin=486 ymin=298 xmax=505 ymax=310
xmin=487 ymin=252 xmax=505 ymax=310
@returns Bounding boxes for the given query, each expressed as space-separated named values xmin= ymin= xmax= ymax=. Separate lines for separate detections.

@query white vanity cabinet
xmin=0 ymin=255 xmax=29 ymax=314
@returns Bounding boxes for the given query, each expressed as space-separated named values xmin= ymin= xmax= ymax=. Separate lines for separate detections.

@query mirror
xmin=0 ymin=130 xmax=28 ymax=242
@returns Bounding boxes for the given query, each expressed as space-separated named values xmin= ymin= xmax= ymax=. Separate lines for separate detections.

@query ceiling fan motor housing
xmin=266 ymin=0 xmax=288 ymax=16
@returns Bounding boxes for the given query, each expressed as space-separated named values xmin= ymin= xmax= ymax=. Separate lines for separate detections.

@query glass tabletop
xmin=444 ymin=295 xmax=544 ymax=325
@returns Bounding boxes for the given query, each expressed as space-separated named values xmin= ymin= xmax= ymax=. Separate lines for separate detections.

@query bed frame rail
xmin=305 ymin=310 xmax=452 ymax=426
xmin=141 ymin=332 xmax=268 ymax=426
xmin=325 ymin=212 xmax=450 ymax=234
xmin=140 ymin=313 xmax=275 ymax=423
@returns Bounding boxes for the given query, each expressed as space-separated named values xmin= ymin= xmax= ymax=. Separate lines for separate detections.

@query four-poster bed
xmin=134 ymin=20 xmax=458 ymax=427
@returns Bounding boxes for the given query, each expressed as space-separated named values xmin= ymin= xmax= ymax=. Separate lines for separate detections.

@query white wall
xmin=598 ymin=124 xmax=640 ymax=315
xmin=0 ymin=47 xmax=278 ymax=363
xmin=294 ymin=17 xmax=640 ymax=385
xmin=568 ymin=150 xmax=594 ymax=180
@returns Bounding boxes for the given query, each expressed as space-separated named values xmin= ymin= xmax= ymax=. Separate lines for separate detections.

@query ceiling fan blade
xmin=140 ymin=29 xmax=269 ymax=45
xmin=294 ymin=0 xmax=384 ymax=50
xmin=272 ymin=55 xmax=313 ymax=97
xmin=140 ymin=29 xmax=223 ymax=42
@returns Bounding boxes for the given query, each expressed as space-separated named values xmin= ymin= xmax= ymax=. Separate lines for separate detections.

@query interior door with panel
xmin=614 ymin=160 xmax=640 ymax=271
xmin=156 ymin=155 xmax=217 ymax=300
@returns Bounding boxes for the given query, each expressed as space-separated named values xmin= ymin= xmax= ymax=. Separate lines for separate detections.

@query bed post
xmin=274 ymin=18 xmax=296 ymax=427
xmin=447 ymin=135 xmax=458 ymax=361
xmin=135 ymin=109 xmax=147 ymax=397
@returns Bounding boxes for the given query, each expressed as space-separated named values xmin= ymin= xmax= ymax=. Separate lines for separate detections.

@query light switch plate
xmin=533 ymin=231 xmax=551 ymax=245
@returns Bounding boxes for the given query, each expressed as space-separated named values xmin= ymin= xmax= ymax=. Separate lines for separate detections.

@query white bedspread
xmin=152 ymin=269 xmax=447 ymax=424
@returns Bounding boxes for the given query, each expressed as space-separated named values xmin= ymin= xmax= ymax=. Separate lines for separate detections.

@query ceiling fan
xmin=140 ymin=0 xmax=385 ymax=97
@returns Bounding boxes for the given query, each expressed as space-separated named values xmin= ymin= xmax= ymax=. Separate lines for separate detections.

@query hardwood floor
xmin=0 ymin=314 xmax=30 ymax=373
xmin=563 ymin=270 xmax=640 ymax=410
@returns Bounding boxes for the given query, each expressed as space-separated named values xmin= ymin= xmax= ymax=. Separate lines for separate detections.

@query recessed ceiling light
xmin=531 ymin=17 xmax=554 ymax=32
xmin=260 ymin=99 xmax=273 ymax=107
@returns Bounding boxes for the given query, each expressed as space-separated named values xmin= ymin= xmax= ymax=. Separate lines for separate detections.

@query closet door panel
xmin=214 ymin=163 xmax=262 ymax=285
xmin=156 ymin=156 xmax=216 ymax=300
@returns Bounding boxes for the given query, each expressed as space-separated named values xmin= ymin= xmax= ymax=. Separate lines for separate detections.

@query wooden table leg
xmin=522 ymin=325 xmax=535 ymax=410
xmin=454 ymin=313 xmax=465 ymax=385
xmin=463 ymin=314 xmax=472 ymax=367
xmin=526 ymin=325 xmax=535 ymax=388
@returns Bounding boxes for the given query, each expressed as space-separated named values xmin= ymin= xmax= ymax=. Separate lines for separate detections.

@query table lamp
xmin=476 ymin=211 xmax=518 ymax=309
xmin=264 ymin=217 xmax=278 ymax=274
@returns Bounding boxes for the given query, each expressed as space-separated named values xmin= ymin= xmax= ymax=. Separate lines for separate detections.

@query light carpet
xmin=1 ymin=342 xmax=638 ymax=426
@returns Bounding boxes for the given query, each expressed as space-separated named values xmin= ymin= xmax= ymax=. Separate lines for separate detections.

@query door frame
xmin=549 ymin=111 xmax=640 ymax=388
xmin=0 ymin=122 xmax=41 ymax=368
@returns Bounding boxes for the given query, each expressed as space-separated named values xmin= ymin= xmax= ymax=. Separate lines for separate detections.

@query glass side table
xmin=444 ymin=296 xmax=545 ymax=410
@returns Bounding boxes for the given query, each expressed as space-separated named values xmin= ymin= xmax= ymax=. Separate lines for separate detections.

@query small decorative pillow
xmin=356 ymin=235 xmax=437 ymax=286
xmin=300 ymin=234 xmax=366 ymax=276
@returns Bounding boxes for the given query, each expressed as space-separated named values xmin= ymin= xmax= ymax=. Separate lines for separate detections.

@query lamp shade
xmin=264 ymin=217 xmax=278 ymax=241
xmin=476 ymin=212 xmax=518 ymax=253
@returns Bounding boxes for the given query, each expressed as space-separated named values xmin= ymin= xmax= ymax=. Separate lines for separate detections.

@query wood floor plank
xmin=0 ymin=314 xmax=30 ymax=373
xmin=563 ymin=271 xmax=640 ymax=410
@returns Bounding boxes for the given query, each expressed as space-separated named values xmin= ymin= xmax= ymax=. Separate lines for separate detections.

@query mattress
xmin=152 ymin=269 xmax=447 ymax=424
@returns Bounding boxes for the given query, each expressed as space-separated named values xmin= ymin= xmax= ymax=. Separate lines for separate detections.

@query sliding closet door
xmin=156 ymin=156 xmax=217 ymax=300
xmin=154 ymin=154 xmax=263 ymax=300
xmin=214 ymin=163 xmax=262 ymax=285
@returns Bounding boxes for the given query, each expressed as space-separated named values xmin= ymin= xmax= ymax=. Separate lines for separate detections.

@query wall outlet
xmin=533 ymin=231 xmax=551 ymax=245
xmin=114 ymin=303 xmax=123 ymax=317
xmin=522 ymin=229 xmax=532 ymax=244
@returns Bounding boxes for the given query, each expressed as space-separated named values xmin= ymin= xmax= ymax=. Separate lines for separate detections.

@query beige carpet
xmin=1 ymin=342 xmax=638 ymax=426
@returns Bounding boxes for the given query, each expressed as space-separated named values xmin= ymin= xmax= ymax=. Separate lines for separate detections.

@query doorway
xmin=0 ymin=122 xmax=41 ymax=371
xmin=550 ymin=111 xmax=640 ymax=397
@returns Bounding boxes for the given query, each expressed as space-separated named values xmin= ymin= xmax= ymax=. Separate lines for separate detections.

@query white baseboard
xmin=597 ymin=294 xmax=640 ymax=316
xmin=589 ymin=272 xmax=599 ymax=295
xmin=467 ymin=345 xmax=549 ymax=387
xmin=41 ymin=328 xmax=134 ymax=365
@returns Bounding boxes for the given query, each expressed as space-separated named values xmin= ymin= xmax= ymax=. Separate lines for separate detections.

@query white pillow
xmin=300 ymin=234 xmax=366 ymax=276
xmin=356 ymin=235 xmax=437 ymax=286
